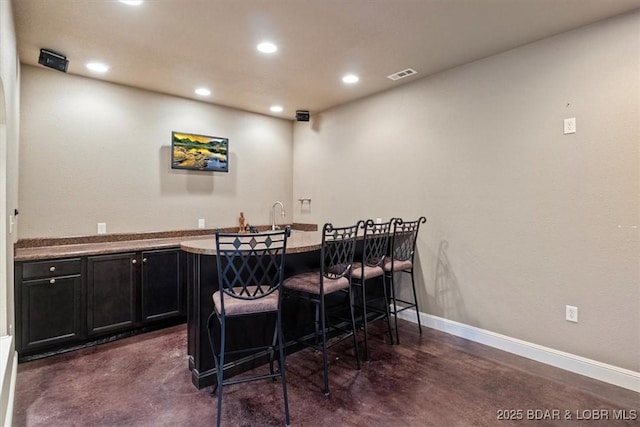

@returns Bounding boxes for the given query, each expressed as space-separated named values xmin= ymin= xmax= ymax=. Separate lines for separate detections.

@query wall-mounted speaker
xmin=38 ymin=49 xmax=68 ymax=73
xmin=295 ymin=110 xmax=310 ymax=122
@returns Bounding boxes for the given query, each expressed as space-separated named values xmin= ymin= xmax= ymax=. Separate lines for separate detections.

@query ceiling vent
xmin=387 ymin=68 xmax=417 ymax=81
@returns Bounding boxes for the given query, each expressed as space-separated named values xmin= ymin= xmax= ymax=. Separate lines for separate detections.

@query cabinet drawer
xmin=22 ymin=258 xmax=82 ymax=280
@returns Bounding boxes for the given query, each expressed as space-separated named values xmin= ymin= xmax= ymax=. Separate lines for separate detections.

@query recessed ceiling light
xmin=119 ymin=0 xmax=143 ymax=5
xmin=257 ymin=42 xmax=278 ymax=54
xmin=194 ymin=87 xmax=211 ymax=96
xmin=86 ymin=62 xmax=110 ymax=73
xmin=342 ymin=74 xmax=359 ymax=84
xmin=270 ymin=105 xmax=283 ymax=113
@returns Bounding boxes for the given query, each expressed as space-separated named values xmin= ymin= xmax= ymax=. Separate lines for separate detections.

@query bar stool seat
xmin=351 ymin=262 xmax=384 ymax=280
xmin=383 ymin=259 xmax=413 ymax=272
xmin=284 ymin=271 xmax=349 ymax=294
xmin=212 ymin=287 xmax=279 ymax=315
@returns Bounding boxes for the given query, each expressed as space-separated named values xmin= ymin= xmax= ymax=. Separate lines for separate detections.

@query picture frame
xmin=171 ymin=131 xmax=229 ymax=172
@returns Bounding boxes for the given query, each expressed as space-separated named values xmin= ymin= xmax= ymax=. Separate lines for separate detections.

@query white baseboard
xmin=0 ymin=336 xmax=16 ymax=427
xmin=396 ymin=309 xmax=640 ymax=393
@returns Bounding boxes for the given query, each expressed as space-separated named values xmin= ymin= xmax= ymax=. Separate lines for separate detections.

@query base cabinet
xmin=16 ymin=248 xmax=185 ymax=359
xmin=142 ymin=249 xmax=183 ymax=322
xmin=87 ymin=252 xmax=137 ymax=336
xmin=17 ymin=258 xmax=83 ymax=352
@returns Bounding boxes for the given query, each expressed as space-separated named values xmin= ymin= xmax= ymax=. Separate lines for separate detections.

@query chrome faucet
xmin=271 ymin=201 xmax=285 ymax=230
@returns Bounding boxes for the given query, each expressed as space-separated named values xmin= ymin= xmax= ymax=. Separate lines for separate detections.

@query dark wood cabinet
xmin=86 ymin=249 xmax=184 ymax=335
xmin=16 ymin=258 xmax=83 ymax=352
xmin=87 ymin=252 xmax=138 ymax=336
xmin=16 ymin=247 xmax=185 ymax=359
xmin=141 ymin=249 xmax=183 ymax=322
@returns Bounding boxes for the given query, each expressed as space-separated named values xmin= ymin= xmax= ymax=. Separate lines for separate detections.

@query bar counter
xmin=180 ymin=229 xmax=323 ymax=256
xmin=180 ymin=230 xmax=325 ymax=389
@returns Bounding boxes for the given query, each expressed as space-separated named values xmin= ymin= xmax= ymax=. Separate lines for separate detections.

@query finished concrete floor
xmin=13 ymin=320 xmax=639 ymax=426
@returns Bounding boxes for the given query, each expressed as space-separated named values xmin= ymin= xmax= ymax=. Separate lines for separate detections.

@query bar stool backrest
xmin=390 ymin=217 xmax=427 ymax=263
xmin=321 ymin=222 xmax=360 ymax=281
xmin=362 ymin=219 xmax=393 ymax=268
xmin=215 ymin=228 xmax=290 ymax=310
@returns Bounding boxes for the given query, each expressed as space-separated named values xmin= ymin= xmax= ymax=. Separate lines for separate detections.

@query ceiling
xmin=13 ymin=0 xmax=640 ymax=120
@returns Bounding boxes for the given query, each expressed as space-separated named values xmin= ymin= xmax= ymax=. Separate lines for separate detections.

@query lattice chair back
xmin=214 ymin=227 xmax=290 ymax=315
xmin=362 ymin=219 xmax=392 ymax=268
xmin=391 ymin=217 xmax=427 ymax=263
xmin=321 ymin=222 xmax=359 ymax=281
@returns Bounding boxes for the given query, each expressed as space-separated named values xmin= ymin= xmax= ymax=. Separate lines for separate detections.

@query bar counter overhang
xmin=181 ymin=230 xmax=327 ymax=389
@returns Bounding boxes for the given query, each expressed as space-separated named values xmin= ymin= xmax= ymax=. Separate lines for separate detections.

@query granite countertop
xmin=181 ymin=229 xmax=323 ymax=255
xmin=14 ymin=235 xmax=210 ymax=262
xmin=14 ymin=223 xmax=318 ymax=262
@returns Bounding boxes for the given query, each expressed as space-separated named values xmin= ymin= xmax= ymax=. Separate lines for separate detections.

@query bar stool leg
xmin=389 ymin=272 xmax=401 ymax=345
xmin=216 ymin=319 xmax=226 ymax=427
xmin=277 ymin=313 xmax=291 ymax=426
xmin=207 ymin=315 xmax=220 ymax=396
xmin=348 ymin=287 xmax=361 ymax=369
xmin=269 ymin=318 xmax=284 ymax=377
xmin=410 ymin=270 xmax=422 ymax=334
xmin=314 ymin=303 xmax=321 ymax=346
xmin=360 ymin=279 xmax=370 ymax=361
xmin=381 ymin=274 xmax=394 ymax=345
xmin=320 ymin=294 xmax=330 ymax=397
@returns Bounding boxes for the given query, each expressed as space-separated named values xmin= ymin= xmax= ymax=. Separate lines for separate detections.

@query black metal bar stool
xmin=206 ymin=228 xmax=291 ymax=427
xmin=351 ymin=219 xmax=394 ymax=360
xmin=283 ymin=222 xmax=361 ymax=397
xmin=384 ymin=217 xmax=427 ymax=345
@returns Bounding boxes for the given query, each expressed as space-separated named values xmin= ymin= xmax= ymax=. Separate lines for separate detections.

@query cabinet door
xmin=20 ymin=275 xmax=82 ymax=351
xmin=87 ymin=253 xmax=138 ymax=336
xmin=141 ymin=249 xmax=182 ymax=322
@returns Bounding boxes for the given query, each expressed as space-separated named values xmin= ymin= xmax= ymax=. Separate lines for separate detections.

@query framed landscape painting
xmin=171 ymin=131 xmax=229 ymax=172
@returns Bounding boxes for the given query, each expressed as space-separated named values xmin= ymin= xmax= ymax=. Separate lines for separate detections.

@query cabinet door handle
xmin=132 ymin=259 xmax=137 ymax=264
xmin=142 ymin=258 xmax=147 ymax=263
xmin=49 ymin=279 xmax=55 ymax=284
xmin=49 ymin=266 xmax=56 ymax=272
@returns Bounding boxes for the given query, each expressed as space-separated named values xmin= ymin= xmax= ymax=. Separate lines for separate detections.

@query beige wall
xmin=293 ymin=11 xmax=639 ymax=371
xmin=19 ymin=66 xmax=293 ymax=238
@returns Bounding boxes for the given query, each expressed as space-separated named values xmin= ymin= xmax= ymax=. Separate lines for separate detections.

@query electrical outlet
xmin=375 ymin=218 xmax=382 ymax=224
xmin=566 ymin=305 xmax=578 ymax=323
xmin=563 ymin=117 xmax=576 ymax=134
xmin=97 ymin=222 xmax=107 ymax=234
xmin=198 ymin=219 xmax=205 ymax=229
